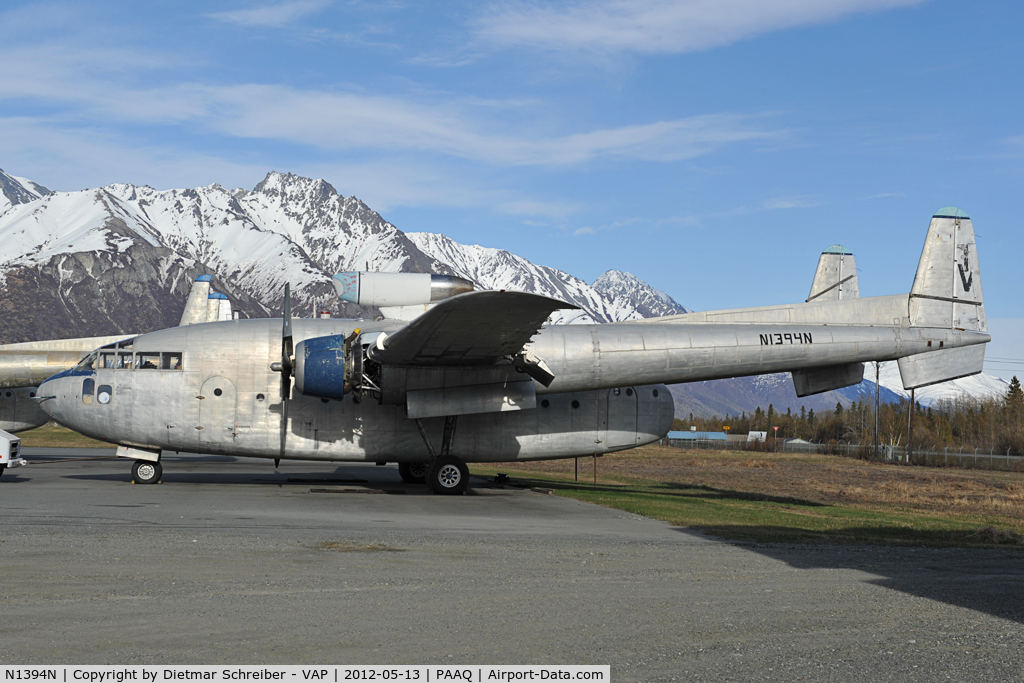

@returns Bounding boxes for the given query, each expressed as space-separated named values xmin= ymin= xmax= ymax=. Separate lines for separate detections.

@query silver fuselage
xmin=36 ymin=302 xmax=988 ymax=464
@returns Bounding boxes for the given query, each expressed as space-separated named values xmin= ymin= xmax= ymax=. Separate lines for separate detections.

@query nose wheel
xmin=131 ymin=459 xmax=162 ymax=485
xmin=426 ymin=456 xmax=469 ymax=495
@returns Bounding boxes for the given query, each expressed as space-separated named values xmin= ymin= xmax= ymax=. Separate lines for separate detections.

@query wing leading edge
xmin=368 ymin=290 xmax=577 ymax=366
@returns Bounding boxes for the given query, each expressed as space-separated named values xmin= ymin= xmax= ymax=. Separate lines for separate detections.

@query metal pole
xmin=575 ymin=457 xmax=578 ymax=482
xmin=908 ymin=388 xmax=914 ymax=464
xmin=874 ymin=362 xmax=880 ymax=460
xmin=593 ymin=454 xmax=597 ymax=486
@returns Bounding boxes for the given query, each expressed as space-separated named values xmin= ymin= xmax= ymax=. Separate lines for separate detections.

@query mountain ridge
xmin=0 ymin=167 xmax=1006 ymax=413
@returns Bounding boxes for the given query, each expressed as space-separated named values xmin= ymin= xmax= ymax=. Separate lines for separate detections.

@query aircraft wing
xmin=370 ymin=290 xmax=577 ymax=366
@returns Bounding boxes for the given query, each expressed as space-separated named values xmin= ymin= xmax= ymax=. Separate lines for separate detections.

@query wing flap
xmin=370 ymin=290 xmax=577 ymax=366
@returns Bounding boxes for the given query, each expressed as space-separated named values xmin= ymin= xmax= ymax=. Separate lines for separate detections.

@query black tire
xmin=131 ymin=459 xmax=162 ymax=485
xmin=426 ymin=455 xmax=469 ymax=495
xmin=0 ymin=464 xmax=5 ymax=479
xmin=398 ymin=462 xmax=429 ymax=484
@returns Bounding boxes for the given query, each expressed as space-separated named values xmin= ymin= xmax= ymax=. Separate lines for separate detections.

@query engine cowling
xmin=331 ymin=272 xmax=473 ymax=307
xmin=293 ymin=333 xmax=361 ymax=401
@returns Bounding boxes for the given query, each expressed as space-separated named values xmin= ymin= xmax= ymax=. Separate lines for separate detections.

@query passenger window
xmin=97 ymin=385 xmax=112 ymax=404
xmin=118 ymin=352 xmax=135 ymax=369
xmin=82 ymin=378 xmax=95 ymax=405
xmin=137 ymin=352 xmax=160 ymax=369
xmin=162 ymin=352 xmax=183 ymax=370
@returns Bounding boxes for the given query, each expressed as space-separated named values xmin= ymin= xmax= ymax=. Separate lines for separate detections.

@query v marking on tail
xmin=958 ymin=261 xmax=974 ymax=292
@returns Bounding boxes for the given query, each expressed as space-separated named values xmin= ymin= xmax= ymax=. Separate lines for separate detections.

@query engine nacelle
xmin=294 ymin=334 xmax=360 ymax=401
xmin=331 ymin=272 xmax=473 ymax=307
xmin=0 ymin=386 xmax=49 ymax=433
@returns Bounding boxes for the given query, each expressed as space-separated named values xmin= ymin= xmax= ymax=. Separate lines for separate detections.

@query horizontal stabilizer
xmin=369 ymin=290 xmax=577 ymax=366
xmin=792 ymin=362 xmax=865 ymax=397
xmin=897 ymin=345 xmax=985 ymax=390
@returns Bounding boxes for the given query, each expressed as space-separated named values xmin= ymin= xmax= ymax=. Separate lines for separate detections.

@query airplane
xmin=16 ymin=208 xmax=989 ymax=494
xmin=0 ymin=275 xmax=242 ymax=476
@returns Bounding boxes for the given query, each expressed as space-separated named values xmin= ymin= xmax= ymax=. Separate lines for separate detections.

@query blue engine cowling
xmin=293 ymin=335 xmax=358 ymax=400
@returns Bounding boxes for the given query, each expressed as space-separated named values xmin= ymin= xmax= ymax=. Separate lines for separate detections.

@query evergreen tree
xmin=835 ymin=402 xmax=844 ymax=416
xmin=1006 ymin=376 xmax=1023 ymax=408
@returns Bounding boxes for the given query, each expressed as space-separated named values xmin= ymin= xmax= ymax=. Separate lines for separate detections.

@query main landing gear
xmin=426 ymin=455 xmax=469 ymax=495
xmin=413 ymin=415 xmax=470 ymax=495
xmin=131 ymin=459 xmax=162 ymax=485
xmin=398 ymin=462 xmax=429 ymax=484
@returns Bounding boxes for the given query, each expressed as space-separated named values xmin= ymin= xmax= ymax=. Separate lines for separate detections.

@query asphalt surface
xmin=1 ymin=449 xmax=1022 ymax=682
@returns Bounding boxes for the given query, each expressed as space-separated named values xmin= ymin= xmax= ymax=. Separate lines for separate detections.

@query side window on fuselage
xmin=137 ymin=352 xmax=160 ymax=369
xmin=162 ymin=352 xmax=183 ymax=370
xmin=82 ymin=378 xmax=95 ymax=405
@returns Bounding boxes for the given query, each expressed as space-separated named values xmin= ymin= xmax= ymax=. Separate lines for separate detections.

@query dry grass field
xmin=16 ymin=423 xmax=111 ymax=448
xmin=472 ymin=444 xmax=1024 ymax=547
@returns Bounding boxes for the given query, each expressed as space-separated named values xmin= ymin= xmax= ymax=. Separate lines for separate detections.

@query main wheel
xmin=131 ymin=459 xmax=162 ymax=485
xmin=398 ymin=462 xmax=429 ymax=484
xmin=426 ymin=456 xmax=469 ymax=495
xmin=0 ymin=464 xmax=5 ymax=479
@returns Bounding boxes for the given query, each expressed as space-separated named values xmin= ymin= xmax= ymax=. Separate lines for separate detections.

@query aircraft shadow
xmin=672 ymin=526 xmax=1024 ymax=625
xmin=61 ymin=464 xmax=467 ymax=496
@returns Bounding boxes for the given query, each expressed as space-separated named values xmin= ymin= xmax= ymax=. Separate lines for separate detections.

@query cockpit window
xmin=162 ymin=352 xmax=182 ymax=370
xmin=118 ymin=352 xmax=134 ymax=369
xmin=76 ymin=352 xmax=97 ymax=371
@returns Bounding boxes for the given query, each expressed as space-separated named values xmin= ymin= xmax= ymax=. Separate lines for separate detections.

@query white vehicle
xmin=0 ymin=428 xmax=26 ymax=478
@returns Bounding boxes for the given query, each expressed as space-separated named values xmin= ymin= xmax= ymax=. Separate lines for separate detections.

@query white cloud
xmin=473 ymin=0 xmax=924 ymax=55
xmin=0 ymin=41 xmax=781 ymax=167
xmin=762 ymin=195 xmax=823 ymax=210
xmin=207 ymin=0 xmax=333 ymax=28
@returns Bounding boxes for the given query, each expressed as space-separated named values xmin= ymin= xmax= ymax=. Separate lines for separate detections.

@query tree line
xmin=674 ymin=376 xmax=1024 ymax=455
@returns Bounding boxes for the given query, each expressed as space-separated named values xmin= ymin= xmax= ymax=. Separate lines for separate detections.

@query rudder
xmin=909 ymin=207 xmax=986 ymax=332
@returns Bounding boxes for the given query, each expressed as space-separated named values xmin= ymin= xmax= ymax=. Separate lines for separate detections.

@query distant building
xmin=667 ymin=430 xmax=729 ymax=442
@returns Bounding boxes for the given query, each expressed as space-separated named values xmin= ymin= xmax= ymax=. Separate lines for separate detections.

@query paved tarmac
xmin=1 ymin=449 xmax=1022 ymax=682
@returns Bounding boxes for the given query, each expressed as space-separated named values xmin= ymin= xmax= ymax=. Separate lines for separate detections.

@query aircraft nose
xmin=36 ymin=376 xmax=65 ymax=419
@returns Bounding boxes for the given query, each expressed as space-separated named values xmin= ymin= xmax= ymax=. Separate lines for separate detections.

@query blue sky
xmin=1 ymin=0 xmax=1022 ymax=378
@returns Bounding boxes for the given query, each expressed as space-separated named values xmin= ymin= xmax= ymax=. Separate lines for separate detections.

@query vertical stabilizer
xmin=207 ymin=292 xmax=231 ymax=322
xmin=909 ymin=208 xmax=986 ymax=331
xmin=178 ymin=275 xmax=212 ymax=326
xmin=806 ymin=245 xmax=859 ymax=302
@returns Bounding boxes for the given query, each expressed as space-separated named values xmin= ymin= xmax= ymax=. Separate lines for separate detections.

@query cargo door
xmin=599 ymin=386 xmax=638 ymax=452
xmin=198 ymin=376 xmax=238 ymax=445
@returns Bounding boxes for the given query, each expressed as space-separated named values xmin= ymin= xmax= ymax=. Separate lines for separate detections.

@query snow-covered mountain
xmin=408 ymin=232 xmax=639 ymax=324
xmin=592 ymin=270 xmax=688 ymax=318
xmin=0 ymin=168 xmax=50 ymax=214
xmin=0 ymin=168 xmax=678 ymax=338
xmin=0 ymin=166 xmax=1005 ymax=413
xmin=873 ymin=360 xmax=1008 ymax=406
